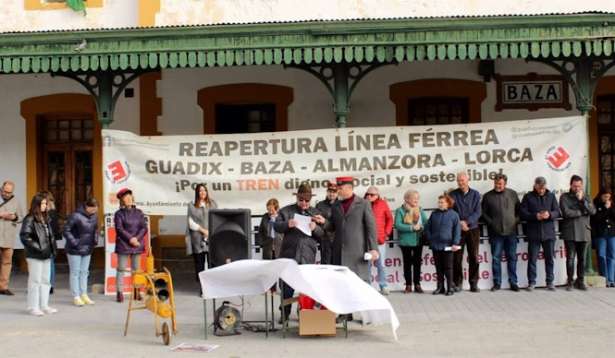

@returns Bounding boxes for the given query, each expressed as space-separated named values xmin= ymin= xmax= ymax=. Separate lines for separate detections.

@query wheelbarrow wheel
xmin=162 ymin=322 xmax=171 ymax=345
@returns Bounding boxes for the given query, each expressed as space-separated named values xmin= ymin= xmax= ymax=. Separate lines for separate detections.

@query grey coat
xmin=559 ymin=191 xmax=596 ymax=242
xmin=186 ymin=200 xmax=218 ymax=256
xmin=0 ymin=195 xmax=23 ymax=248
xmin=324 ymin=194 xmax=378 ymax=279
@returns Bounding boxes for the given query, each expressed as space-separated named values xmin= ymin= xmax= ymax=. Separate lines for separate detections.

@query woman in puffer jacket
xmin=425 ymin=195 xmax=460 ymax=296
xmin=20 ymin=193 xmax=57 ymax=316
xmin=63 ymin=198 xmax=100 ymax=307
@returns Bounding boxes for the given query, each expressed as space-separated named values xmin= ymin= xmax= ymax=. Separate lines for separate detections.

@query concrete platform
xmin=2 ymin=269 xmax=615 ymax=357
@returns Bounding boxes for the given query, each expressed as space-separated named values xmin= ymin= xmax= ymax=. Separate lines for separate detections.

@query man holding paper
xmin=274 ymin=183 xmax=324 ymax=323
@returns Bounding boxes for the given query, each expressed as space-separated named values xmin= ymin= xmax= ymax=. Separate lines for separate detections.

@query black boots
xmin=446 ymin=282 xmax=455 ymax=296
xmin=433 ymin=283 xmax=445 ymax=295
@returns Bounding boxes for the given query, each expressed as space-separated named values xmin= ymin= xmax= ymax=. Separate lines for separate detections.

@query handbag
xmin=419 ymin=230 xmax=429 ymax=246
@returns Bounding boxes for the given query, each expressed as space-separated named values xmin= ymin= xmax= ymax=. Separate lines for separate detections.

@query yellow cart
xmin=124 ymin=251 xmax=178 ymax=345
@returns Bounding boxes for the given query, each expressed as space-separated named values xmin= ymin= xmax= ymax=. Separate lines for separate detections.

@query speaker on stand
xmin=207 ymin=209 xmax=252 ymax=268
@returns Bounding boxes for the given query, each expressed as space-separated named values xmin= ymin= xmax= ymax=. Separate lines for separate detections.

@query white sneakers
xmin=41 ymin=307 xmax=57 ymax=314
xmin=28 ymin=309 xmax=44 ymax=317
xmin=28 ymin=307 xmax=57 ymax=316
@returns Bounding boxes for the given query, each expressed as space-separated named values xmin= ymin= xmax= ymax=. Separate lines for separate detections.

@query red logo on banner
xmin=104 ymin=159 xmax=131 ymax=184
xmin=545 ymin=145 xmax=572 ymax=172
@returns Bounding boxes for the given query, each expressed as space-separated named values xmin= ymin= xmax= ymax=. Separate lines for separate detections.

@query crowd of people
xmin=1 ymin=169 xmax=614 ymax=318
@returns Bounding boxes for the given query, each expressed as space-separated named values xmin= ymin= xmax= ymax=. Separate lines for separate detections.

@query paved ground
xmin=2 ymin=268 xmax=615 ymax=357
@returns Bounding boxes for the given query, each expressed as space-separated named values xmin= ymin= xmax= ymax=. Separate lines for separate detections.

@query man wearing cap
xmin=520 ymin=176 xmax=560 ymax=291
xmin=0 ymin=181 xmax=23 ymax=296
xmin=315 ymin=176 xmax=378 ymax=279
xmin=274 ymin=183 xmax=324 ymax=324
xmin=315 ymin=182 xmax=338 ymax=265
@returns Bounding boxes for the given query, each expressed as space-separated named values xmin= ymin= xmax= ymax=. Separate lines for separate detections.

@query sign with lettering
xmin=102 ymin=116 xmax=587 ymax=216
xmin=495 ymin=73 xmax=571 ymax=111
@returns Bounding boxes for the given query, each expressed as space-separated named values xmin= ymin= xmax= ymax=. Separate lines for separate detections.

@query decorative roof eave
xmin=1 ymin=14 xmax=615 ymax=74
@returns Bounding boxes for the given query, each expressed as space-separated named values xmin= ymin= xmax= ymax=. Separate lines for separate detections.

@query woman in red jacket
xmin=364 ymin=186 xmax=393 ymax=295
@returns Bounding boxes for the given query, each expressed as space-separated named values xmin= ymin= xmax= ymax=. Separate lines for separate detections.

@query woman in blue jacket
xmin=114 ymin=188 xmax=148 ymax=303
xmin=425 ymin=195 xmax=460 ymax=296
xmin=63 ymin=198 xmax=99 ymax=307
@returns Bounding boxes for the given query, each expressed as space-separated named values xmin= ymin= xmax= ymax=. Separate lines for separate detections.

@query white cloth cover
xmin=199 ymin=258 xmax=399 ymax=340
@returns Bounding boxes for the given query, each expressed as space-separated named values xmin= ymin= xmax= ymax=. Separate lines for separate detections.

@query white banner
xmin=102 ymin=116 xmax=588 ymax=215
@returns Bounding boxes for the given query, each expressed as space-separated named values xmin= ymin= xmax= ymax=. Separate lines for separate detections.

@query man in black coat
xmin=315 ymin=182 xmax=338 ymax=265
xmin=520 ymin=176 xmax=560 ymax=291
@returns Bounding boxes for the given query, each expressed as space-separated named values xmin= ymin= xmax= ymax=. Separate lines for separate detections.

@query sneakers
xmin=491 ymin=284 xmax=501 ymax=292
xmin=80 ymin=295 xmax=95 ymax=305
xmin=41 ymin=307 xmax=58 ymax=314
xmin=566 ymin=282 xmax=574 ymax=291
xmin=547 ymin=284 xmax=556 ymax=291
xmin=453 ymin=285 xmax=462 ymax=292
xmin=73 ymin=296 xmax=85 ymax=307
xmin=510 ymin=284 xmax=520 ymax=292
xmin=28 ymin=309 xmax=44 ymax=317
xmin=380 ymin=287 xmax=390 ymax=296
xmin=526 ymin=285 xmax=535 ymax=292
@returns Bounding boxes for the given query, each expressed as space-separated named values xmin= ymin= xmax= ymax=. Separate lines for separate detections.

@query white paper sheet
xmin=199 ymin=259 xmax=399 ymax=340
xmin=293 ymin=213 xmax=313 ymax=236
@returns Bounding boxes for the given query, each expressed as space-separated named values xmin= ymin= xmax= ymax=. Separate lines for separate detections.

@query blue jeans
xmin=593 ymin=236 xmax=615 ymax=284
xmin=67 ymin=254 xmax=92 ymax=297
xmin=527 ymin=240 xmax=555 ymax=286
xmin=374 ymin=244 xmax=388 ymax=288
xmin=490 ymin=235 xmax=518 ymax=285
xmin=50 ymin=258 xmax=55 ymax=286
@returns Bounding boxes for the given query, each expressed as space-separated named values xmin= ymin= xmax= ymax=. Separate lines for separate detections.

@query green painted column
xmin=333 ymin=64 xmax=350 ymax=128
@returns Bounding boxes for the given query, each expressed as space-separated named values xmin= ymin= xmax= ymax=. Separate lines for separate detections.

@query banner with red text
xmin=102 ymin=116 xmax=587 ymax=214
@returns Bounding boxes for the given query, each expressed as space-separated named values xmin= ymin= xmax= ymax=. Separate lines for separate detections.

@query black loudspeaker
xmin=208 ymin=209 xmax=252 ymax=268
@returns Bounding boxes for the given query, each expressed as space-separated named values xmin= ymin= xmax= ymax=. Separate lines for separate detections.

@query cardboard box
xmin=298 ymin=309 xmax=336 ymax=337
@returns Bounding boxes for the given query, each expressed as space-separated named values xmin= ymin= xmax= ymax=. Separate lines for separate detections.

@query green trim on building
xmin=1 ymin=14 xmax=615 ymax=73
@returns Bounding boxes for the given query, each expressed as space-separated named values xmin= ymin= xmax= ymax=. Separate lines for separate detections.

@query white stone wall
xmin=0 ymin=73 xmax=140 ymax=204
xmin=1 ymin=0 xmax=614 ymax=33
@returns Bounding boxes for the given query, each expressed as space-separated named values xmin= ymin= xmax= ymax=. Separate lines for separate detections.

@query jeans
xmin=564 ymin=241 xmax=589 ymax=284
xmin=50 ymin=259 xmax=55 ymax=286
xmin=490 ymin=234 xmax=518 ymax=285
xmin=116 ymin=254 xmax=141 ymax=293
xmin=67 ymin=254 xmax=92 ymax=297
xmin=372 ymin=243 xmax=388 ymax=289
xmin=26 ymin=258 xmax=51 ymax=311
xmin=527 ymin=240 xmax=555 ymax=286
xmin=593 ymin=236 xmax=615 ymax=284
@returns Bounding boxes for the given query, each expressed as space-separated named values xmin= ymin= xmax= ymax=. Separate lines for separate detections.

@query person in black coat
xmin=37 ymin=191 xmax=62 ymax=295
xmin=520 ymin=177 xmax=560 ymax=291
xmin=20 ymin=194 xmax=57 ymax=316
xmin=590 ymin=187 xmax=615 ymax=287
xmin=63 ymin=198 xmax=100 ymax=306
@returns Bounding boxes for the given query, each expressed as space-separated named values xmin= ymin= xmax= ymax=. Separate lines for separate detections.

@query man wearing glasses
xmin=274 ymin=183 xmax=324 ymax=324
xmin=0 ymin=181 xmax=23 ymax=296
